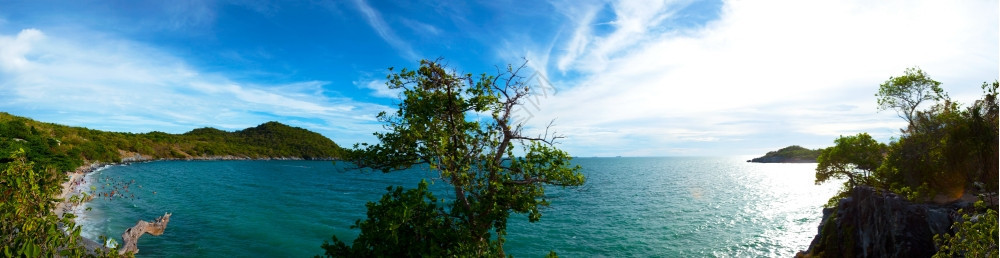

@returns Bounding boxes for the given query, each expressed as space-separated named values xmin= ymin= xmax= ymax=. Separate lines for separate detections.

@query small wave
xmin=76 ymin=170 xmax=105 ymax=240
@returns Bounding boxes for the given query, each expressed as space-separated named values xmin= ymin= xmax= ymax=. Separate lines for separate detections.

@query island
xmin=747 ymin=145 xmax=821 ymax=163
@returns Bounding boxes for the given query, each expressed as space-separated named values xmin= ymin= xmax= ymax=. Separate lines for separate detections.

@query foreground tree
xmin=0 ymin=147 xmax=77 ymax=256
xmin=806 ymin=68 xmax=999 ymax=256
xmin=322 ymin=60 xmax=585 ymax=256
xmin=877 ymin=80 xmax=999 ymax=201
xmin=0 ymin=148 xmax=102 ymax=257
xmin=876 ymin=67 xmax=946 ymax=130
xmin=815 ymin=133 xmax=886 ymax=188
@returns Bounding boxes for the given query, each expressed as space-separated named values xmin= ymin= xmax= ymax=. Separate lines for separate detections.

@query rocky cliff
xmin=797 ymin=187 xmax=969 ymax=257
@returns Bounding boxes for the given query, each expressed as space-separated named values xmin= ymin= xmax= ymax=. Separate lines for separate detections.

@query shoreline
xmin=55 ymin=163 xmax=110 ymax=218
xmin=53 ymin=155 xmax=335 ymax=251
xmin=54 ymin=162 xmax=113 ymax=252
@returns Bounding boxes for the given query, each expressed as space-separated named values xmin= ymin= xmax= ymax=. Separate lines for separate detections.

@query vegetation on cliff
xmin=805 ymin=67 xmax=998 ymax=257
xmin=815 ymin=68 xmax=997 ymax=202
xmin=321 ymin=60 xmax=584 ymax=257
xmin=748 ymin=145 xmax=822 ymax=163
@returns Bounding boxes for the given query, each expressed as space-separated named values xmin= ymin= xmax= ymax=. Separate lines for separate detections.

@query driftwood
xmin=119 ymin=212 xmax=172 ymax=255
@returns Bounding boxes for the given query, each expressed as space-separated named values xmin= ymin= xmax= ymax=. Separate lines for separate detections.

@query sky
xmin=0 ymin=0 xmax=997 ymax=157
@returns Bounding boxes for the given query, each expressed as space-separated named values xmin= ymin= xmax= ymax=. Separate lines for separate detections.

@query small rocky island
xmin=747 ymin=145 xmax=822 ymax=163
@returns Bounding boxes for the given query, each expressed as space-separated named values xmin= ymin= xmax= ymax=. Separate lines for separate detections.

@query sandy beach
xmin=53 ymin=163 xmax=109 ymax=252
xmin=54 ymin=171 xmax=86 ymax=218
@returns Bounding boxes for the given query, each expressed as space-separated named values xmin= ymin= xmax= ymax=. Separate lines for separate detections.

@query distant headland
xmin=747 ymin=145 xmax=821 ymax=163
xmin=0 ymin=112 xmax=344 ymax=172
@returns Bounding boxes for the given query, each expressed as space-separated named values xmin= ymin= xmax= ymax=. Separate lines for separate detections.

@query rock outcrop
xmin=120 ymin=213 xmax=172 ymax=255
xmin=797 ymin=187 xmax=968 ymax=257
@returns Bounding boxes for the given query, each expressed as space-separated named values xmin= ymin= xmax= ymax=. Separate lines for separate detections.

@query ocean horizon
xmin=76 ymin=157 xmax=841 ymax=257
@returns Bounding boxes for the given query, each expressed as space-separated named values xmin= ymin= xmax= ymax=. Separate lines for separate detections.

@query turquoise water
xmin=77 ymin=157 xmax=841 ymax=257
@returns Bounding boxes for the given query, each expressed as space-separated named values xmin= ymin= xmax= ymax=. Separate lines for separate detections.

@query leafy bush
xmin=0 ymin=148 xmax=122 ymax=257
xmin=933 ymin=201 xmax=998 ymax=258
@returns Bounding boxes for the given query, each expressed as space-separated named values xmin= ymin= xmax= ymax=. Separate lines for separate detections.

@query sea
xmin=75 ymin=157 xmax=842 ymax=257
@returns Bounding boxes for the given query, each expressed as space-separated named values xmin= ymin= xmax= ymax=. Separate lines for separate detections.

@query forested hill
xmin=747 ymin=145 xmax=822 ymax=163
xmin=0 ymin=112 xmax=343 ymax=173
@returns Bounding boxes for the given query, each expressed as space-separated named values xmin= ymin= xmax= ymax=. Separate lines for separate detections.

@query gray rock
xmin=798 ymin=186 xmax=967 ymax=257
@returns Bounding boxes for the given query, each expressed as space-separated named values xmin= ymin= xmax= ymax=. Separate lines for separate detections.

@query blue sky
xmin=0 ymin=0 xmax=997 ymax=157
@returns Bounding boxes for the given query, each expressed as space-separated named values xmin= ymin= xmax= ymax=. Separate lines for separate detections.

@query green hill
xmin=0 ymin=112 xmax=343 ymax=172
xmin=747 ymin=145 xmax=822 ymax=163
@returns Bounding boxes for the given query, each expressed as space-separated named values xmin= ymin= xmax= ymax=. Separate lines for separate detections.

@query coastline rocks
xmin=120 ymin=212 xmax=172 ymax=255
xmin=119 ymin=150 xmax=154 ymax=163
xmin=75 ymin=162 xmax=111 ymax=173
xmin=797 ymin=186 xmax=966 ymax=257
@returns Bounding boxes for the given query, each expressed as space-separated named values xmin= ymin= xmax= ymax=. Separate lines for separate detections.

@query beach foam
xmin=72 ymin=165 xmax=112 ymax=241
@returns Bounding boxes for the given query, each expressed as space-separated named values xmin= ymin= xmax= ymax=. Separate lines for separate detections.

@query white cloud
xmin=0 ymin=28 xmax=44 ymax=72
xmin=514 ymin=0 xmax=999 ymax=156
xmin=352 ymin=0 xmax=419 ymax=61
xmin=0 ymin=28 xmax=388 ymax=146
xmin=356 ymin=79 xmax=401 ymax=99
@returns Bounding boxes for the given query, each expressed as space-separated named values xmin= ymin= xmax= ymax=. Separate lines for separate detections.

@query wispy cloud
xmin=355 ymin=79 xmax=401 ymax=99
xmin=555 ymin=0 xmax=684 ymax=73
xmin=159 ymin=0 xmax=217 ymax=31
xmin=555 ymin=4 xmax=599 ymax=72
xmin=352 ymin=0 xmax=420 ymax=61
xmin=399 ymin=17 xmax=442 ymax=37
xmin=0 ymin=28 xmax=387 ymax=146
xmin=511 ymin=0 xmax=998 ymax=156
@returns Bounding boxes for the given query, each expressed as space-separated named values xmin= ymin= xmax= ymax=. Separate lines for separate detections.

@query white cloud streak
xmin=355 ymin=79 xmax=401 ymax=99
xmin=514 ymin=0 xmax=998 ymax=156
xmin=352 ymin=0 xmax=420 ymax=61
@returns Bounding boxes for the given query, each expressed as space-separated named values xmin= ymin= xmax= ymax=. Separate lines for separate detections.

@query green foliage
xmin=325 ymin=60 xmax=585 ymax=256
xmin=933 ymin=201 xmax=998 ymax=258
xmin=0 ymin=148 xmax=123 ymax=257
xmin=236 ymin=122 xmax=343 ymax=159
xmin=876 ymin=67 xmax=946 ymax=128
xmin=321 ymin=180 xmax=467 ymax=257
xmin=819 ymin=67 xmax=998 ymax=205
xmin=894 ymin=183 xmax=933 ymax=203
xmin=811 ymin=69 xmax=999 ymax=257
xmin=823 ymin=182 xmax=853 ymax=208
xmin=816 ymin=133 xmax=885 ymax=188
xmin=876 ymin=80 xmax=999 ymax=201
xmin=0 ymin=148 xmax=75 ymax=256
